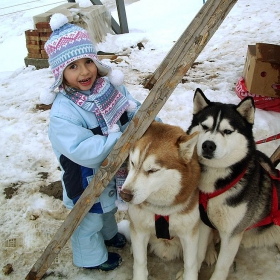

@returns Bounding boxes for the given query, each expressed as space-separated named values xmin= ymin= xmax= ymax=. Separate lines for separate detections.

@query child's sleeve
xmin=49 ymin=114 xmax=122 ymax=169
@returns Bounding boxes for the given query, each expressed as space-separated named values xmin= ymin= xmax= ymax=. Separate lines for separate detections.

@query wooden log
xmin=97 ymin=54 xmax=118 ymax=60
xmin=25 ymin=0 xmax=237 ymax=279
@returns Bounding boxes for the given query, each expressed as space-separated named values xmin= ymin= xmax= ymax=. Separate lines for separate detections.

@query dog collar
xmin=155 ymin=214 xmax=173 ymax=240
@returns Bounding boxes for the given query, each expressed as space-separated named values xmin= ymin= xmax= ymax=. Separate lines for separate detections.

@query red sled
xmin=235 ymin=77 xmax=280 ymax=113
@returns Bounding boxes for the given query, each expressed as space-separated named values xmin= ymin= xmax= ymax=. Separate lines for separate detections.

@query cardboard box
xmin=242 ymin=43 xmax=280 ymax=98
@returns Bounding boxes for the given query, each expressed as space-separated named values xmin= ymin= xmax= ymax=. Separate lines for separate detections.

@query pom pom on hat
xmin=49 ymin=13 xmax=69 ymax=31
xmin=107 ymin=69 xmax=124 ymax=87
xmin=108 ymin=123 xmax=120 ymax=134
xmin=40 ymin=88 xmax=57 ymax=105
xmin=127 ymin=100 xmax=137 ymax=112
xmin=115 ymin=200 xmax=128 ymax=211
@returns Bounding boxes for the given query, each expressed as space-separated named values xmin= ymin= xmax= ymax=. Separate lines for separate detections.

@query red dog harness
xmin=199 ymin=168 xmax=280 ymax=230
xmin=247 ymin=172 xmax=280 ymax=230
xmin=199 ymin=168 xmax=247 ymax=211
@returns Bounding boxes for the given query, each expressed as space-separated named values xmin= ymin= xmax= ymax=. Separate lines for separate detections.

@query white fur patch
xmin=123 ymin=149 xmax=182 ymax=206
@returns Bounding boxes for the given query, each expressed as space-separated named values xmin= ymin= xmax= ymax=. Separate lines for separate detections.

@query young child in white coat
xmin=42 ymin=13 xmax=141 ymax=271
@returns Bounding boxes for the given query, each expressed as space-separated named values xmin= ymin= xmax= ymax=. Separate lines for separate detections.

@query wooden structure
xmin=25 ymin=1 xmax=238 ymax=279
xmin=90 ymin=0 xmax=129 ymax=34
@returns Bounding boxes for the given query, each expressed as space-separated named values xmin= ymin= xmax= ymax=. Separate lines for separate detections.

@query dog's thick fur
xmin=120 ymin=121 xmax=201 ymax=280
xmin=187 ymin=89 xmax=280 ymax=280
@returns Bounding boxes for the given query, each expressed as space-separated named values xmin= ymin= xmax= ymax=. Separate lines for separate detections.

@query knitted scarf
xmin=61 ymin=77 xmax=129 ymax=135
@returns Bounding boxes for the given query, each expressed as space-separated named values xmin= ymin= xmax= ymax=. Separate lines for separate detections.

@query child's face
xmin=63 ymin=58 xmax=98 ymax=91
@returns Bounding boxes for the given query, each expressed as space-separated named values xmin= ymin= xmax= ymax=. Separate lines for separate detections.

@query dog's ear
xmin=177 ymin=132 xmax=199 ymax=162
xmin=236 ymin=97 xmax=255 ymax=124
xmin=193 ymin=88 xmax=210 ymax=114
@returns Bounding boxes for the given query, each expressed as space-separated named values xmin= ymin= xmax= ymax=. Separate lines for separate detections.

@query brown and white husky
xmin=120 ymin=121 xmax=201 ymax=280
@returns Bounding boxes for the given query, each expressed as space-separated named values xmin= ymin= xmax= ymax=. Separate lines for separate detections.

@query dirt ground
xmin=107 ymin=244 xmax=215 ymax=280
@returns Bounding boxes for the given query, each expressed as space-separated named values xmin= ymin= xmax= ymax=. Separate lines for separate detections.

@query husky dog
xmin=120 ymin=121 xmax=201 ymax=280
xmin=187 ymin=88 xmax=280 ymax=280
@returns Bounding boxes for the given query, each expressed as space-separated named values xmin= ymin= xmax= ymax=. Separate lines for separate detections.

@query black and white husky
xmin=187 ymin=88 xmax=280 ymax=280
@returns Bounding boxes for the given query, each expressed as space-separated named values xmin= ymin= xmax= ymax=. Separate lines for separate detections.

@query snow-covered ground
xmin=1 ymin=0 xmax=280 ymax=279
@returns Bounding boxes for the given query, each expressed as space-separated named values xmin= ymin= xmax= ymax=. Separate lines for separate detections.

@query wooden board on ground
xmin=98 ymin=54 xmax=118 ymax=60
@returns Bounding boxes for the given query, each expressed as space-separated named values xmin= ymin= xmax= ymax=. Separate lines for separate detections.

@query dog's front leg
xmin=178 ymin=226 xmax=199 ymax=280
xmin=210 ymin=232 xmax=243 ymax=280
xmin=130 ymin=227 xmax=150 ymax=280
xmin=197 ymin=221 xmax=212 ymax=269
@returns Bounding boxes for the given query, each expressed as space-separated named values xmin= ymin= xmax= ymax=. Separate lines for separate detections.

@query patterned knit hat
xmin=44 ymin=13 xmax=113 ymax=91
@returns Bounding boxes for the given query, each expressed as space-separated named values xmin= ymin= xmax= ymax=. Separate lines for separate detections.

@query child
xmin=41 ymin=13 xmax=141 ymax=271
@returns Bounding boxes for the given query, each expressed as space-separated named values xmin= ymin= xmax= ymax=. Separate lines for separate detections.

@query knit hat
xmin=41 ymin=13 xmax=124 ymax=105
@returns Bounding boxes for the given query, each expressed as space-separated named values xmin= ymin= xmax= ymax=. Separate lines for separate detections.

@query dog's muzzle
xmin=120 ymin=189 xmax=133 ymax=202
xmin=202 ymin=140 xmax=216 ymax=159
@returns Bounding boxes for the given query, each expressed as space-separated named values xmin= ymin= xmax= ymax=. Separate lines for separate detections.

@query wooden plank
xmin=97 ymin=54 xmax=118 ymax=60
xmin=25 ymin=1 xmax=238 ymax=279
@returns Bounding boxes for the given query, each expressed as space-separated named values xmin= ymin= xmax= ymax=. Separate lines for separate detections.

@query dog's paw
xmin=175 ymin=269 xmax=184 ymax=280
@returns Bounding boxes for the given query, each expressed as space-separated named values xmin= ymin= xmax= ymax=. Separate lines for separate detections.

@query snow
xmin=1 ymin=0 xmax=280 ymax=279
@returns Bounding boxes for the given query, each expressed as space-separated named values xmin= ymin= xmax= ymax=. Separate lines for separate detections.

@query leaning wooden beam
xmin=144 ymin=0 xmax=231 ymax=90
xmin=25 ymin=0 xmax=237 ymax=279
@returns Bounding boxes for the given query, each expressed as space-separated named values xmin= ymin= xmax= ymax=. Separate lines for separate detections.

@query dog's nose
xmin=120 ymin=189 xmax=133 ymax=202
xmin=202 ymin=140 xmax=216 ymax=158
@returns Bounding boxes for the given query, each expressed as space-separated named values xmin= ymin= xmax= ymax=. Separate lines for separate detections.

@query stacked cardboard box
xmin=242 ymin=43 xmax=280 ymax=98
xmin=236 ymin=43 xmax=280 ymax=113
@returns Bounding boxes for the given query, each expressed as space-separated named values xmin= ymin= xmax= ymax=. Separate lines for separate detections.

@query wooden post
xmin=90 ymin=0 xmax=128 ymax=34
xmin=116 ymin=0 xmax=129 ymax=33
xmin=25 ymin=1 xmax=237 ymax=279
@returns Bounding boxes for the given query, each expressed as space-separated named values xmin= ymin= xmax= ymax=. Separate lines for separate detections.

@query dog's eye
xmin=201 ymin=124 xmax=208 ymax=131
xmin=147 ymin=168 xmax=159 ymax=174
xmin=224 ymin=129 xmax=233 ymax=135
xmin=130 ymin=160 xmax=135 ymax=167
